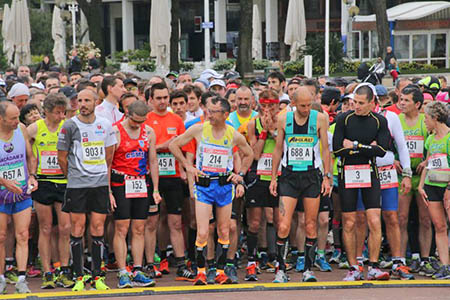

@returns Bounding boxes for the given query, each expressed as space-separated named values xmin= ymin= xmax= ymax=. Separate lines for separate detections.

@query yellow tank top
xmin=33 ymin=119 xmax=67 ymax=183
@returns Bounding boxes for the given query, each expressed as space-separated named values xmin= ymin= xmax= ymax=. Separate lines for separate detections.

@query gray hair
xmin=128 ymin=100 xmax=149 ymax=117
xmin=424 ymin=101 xmax=449 ymax=123
xmin=0 ymin=100 xmax=13 ymax=117
xmin=43 ymin=93 xmax=68 ymax=113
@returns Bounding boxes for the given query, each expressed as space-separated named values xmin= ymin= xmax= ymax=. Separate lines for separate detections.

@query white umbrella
xmin=150 ymin=0 xmax=171 ymax=71
xmin=2 ymin=4 xmax=13 ymax=65
xmin=52 ymin=6 xmax=66 ymax=67
xmin=252 ymin=4 xmax=262 ymax=60
xmin=284 ymin=0 xmax=307 ymax=61
xmin=10 ymin=0 xmax=31 ymax=66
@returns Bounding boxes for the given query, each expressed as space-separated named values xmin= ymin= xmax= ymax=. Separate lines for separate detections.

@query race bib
xmin=378 ymin=165 xmax=398 ymax=190
xmin=82 ymin=141 xmax=105 ymax=165
xmin=288 ymin=146 xmax=313 ymax=166
xmin=428 ymin=153 xmax=449 ymax=170
xmin=158 ymin=153 xmax=176 ymax=175
xmin=344 ymin=164 xmax=371 ymax=188
xmin=0 ymin=162 xmax=26 ymax=188
xmin=125 ymin=176 xmax=147 ymax=198
xmin=257 ymin=153 xmax=280 ymax=176
xmin=40 ymin=150 xmax=62 ymax=174
xmin=405 ymin=136 xmax=424 ymax=158
xmin=203 ymin=147 xmax=229 ymax=173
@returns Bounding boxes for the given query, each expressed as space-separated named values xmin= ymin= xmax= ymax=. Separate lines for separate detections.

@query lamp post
xmin=68 ymin=2 xmax=78 ymax=48
xmin=204 ymin=0 xmax=210 ymax=68
xmin=325 ymin=0 xmax=329 ymax=76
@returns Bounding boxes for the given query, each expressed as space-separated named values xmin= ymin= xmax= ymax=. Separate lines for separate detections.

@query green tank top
xmin=424 ymin=132 xmax=450 ymax=188
xmin=33 ymin=119 xmax=67 ymax=184
xmin=329 ymin=123 xmax=339 ymax=176
xmin=255 ymin=118 xmax=277 ymax=181
xmin=399 ymin=113 xmax=428 ymax=170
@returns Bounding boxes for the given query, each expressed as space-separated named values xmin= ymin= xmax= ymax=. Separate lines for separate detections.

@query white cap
xmin=200 ymin=69 xmax=223 ymax=80
xmin=8 ymin=83 xmax=30 ymax=98
xmin=209 ymin=79 xmax=226 ymax=89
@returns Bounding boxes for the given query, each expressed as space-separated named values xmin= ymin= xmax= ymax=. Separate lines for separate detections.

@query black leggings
xmin=338 ymin=171 xmax=381 ymax=213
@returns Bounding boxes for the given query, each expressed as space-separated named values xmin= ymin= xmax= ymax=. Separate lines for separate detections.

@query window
xmin=412 ymin=34 xmax=427 ymax=59
xmin=362 ymin=31 xmax=369 ymax=59
xmin=431 ymin=33 xmax=446 ymax=58
xmin=394 ymin=35 xmax=409 ymax=59
xmin=371 ymin=31 xmax=379 ymax=58
xmin=351 ymin=31 xmax=360 ymax=59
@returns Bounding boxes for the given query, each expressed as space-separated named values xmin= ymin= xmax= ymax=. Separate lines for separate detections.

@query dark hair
xmin=69 ymin=72 xmax=82 ymax=79
xmin=76 ymin=79 xmax=97 ymax=92
xmin=170 ymin=90 xmax=187 ymax=104
xmin=43 ymin=93 xmax=68 ymax=113
xmin=146 ymin=82 xmax=168 ymax=101
xmin=355 ymin=85 xmax=374 ymax=102
xmin=267 ymin=71 xmax=286 ymax=83
xmin=301 ymin=78 xmax=320 ymax=95
xmin=258 ymin=89 xmax=279 ymax=100
xmin=182 ymin=84 xmax=202 ymax=99
xmin=224 ymin=88 xmax=236 ymax=100
xmin=388 ymin=90 xmax=398 ymax=104
xmin=120 ymin=92 xmax=139 ymax=102
xmin=48 ymin=86 xmax=60 ymax=93
xmin=210 ymin=96 xmax=231 ymax=113
xmin=19 ymin=103 xmax=39 ymax=124
xmin=127 ymin=100 xmax=149 ymax=117
xmin=401 ymin=84 xmax=424 ymax=108
xmin=101 ymin=76 xmax=120 ymax=96
xmin=200 ymin=91 xmax=217 ymax=106
xmin=47 ymin=72 xmax=60 ymax=79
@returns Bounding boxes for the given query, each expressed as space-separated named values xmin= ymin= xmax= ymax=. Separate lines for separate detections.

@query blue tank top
xmin=0 ymin=127 xmax=29 ymax=204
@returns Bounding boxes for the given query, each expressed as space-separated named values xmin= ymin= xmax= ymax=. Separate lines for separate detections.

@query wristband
xmin=153 ymin=190 xmax=160 ymax=194
xmin=29 ymin=173 xmax=37 ymax=179
xmin=259 ymin=130 xmax=268 ymax=140
xmin=402 ymin=168 xmax=413 ymax=178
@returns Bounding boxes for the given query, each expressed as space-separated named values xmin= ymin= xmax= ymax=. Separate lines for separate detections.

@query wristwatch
xmin=238 ymin=172 xmax=245 ymax=177
xmin=353 ymin=141 xmax=359 ymax=150
xmin=324 ymin=172 xmax=332 ymax=179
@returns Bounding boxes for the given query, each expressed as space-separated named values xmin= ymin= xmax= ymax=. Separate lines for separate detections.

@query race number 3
xmin=344 ymin=164 xmax=371 ymax=188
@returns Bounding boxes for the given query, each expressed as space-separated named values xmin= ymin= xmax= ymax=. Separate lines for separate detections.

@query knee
xmin=248 ymin=219 xmax=260 ymax=233
xmin=319 ymin=216 xmax=329 ymax=229
xmin=0 ymin=230 xmax=7 ymax=244
xmin=90 ymin=222 xmax=104 ymax=236
xmin=168 ymin=217 xmax=183 ymax=232
xmin=419 ymin=215 xmax=432 ymax=229
xmin=39 ymin=222 xmax=53 ymax=237
xmin=367 ymin=216 xmax=381 ymax=231
xmin=398 ymin=213 xmax=408 ymax=228
xmin=15 ymin=228 xmax=29 ymax=244
xmin=278 ymin=222 xmax=290 ymax=237
xmin=115 ymin=224 xmax=129 ymax=238
xmin=132 ymin=223 xmax=145 ymax=237
xmin=58 ymin=223 xmax=71 ymax=237
xmin=145 ymin=217 xmax=158 ymax=232
xmin=434 ymin=222 xmax=447 ymax=234
xmin=384 ymin=213 xmax=399 ymax=228
xmin=197 ymin=228 xmax=209 ymax=243
xmin=343 ymin=218 xmax=356 ymax=232
xmin=228 ymin=221 xmax=236 ymax=234
xmin=72 ymin=222 xmax=85 ymax=237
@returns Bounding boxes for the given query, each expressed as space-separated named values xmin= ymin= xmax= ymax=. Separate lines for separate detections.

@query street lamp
xmin=68 ymin=2 xmax=78 ymax=48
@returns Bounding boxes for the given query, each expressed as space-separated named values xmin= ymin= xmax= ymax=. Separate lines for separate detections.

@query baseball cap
xmin=250 ymin=77 xmax=268 ymax=86
xmin=321 ymin=87 xmax=341 ymax=103
xmin=375 ymin=85 xmax=388 ymax=97
xmin=8 ymin=83 xmax=30 ymax=98
xmin=60 ymin=86 xmax=78 ymax=100
xmin=209 ymin=79 xmax=226 ymax=89
xmin=436 ymin=91 xmax=449 ymax=103
xmin=166 ymin=71 xmax=179 ymax=79
xmin=224 ymin=71 xmax=241 ymax=80
xmin=123 ymin=78 xmax=138 ymax=86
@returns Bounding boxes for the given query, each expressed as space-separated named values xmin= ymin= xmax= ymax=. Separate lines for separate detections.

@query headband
xmin=259 ymin=98 xmax=279 ymax=104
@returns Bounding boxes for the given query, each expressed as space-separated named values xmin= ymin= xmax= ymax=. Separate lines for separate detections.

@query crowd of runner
xmin=0 ymin=65 xmax=449 ymax=294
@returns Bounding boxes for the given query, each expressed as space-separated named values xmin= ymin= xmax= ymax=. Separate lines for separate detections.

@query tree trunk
xmin=278 ymin=0 xmax=288 ymax=62
xmin=170 ymin=0 xmax=180 ymax=72
xmin=369 ymin=0 xmax=390 ymax=58
xmin=78 ymin=0 xmax=105 ymax=66
xmin=236 ymin=0 xmax=253 ymax=78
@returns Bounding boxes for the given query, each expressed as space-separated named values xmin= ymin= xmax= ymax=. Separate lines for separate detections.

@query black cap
xmin=224 ymin=70 xmax=241 ymax=80
xmin=321 ymin=87 xmax=341 ymax=104
xmin=123 ymin=78 xmax=138 ymax=86
xmin=60 ymin=86 xmax=77 ymax=100
xmin=332 ymin=77 xmax=348 ymax=87
xmin=251 ymin=76 xmax=268 ymax=86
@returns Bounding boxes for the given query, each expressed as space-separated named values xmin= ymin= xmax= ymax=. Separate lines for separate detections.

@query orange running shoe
xmin=193 ymin=272 xmax=207 ymax=285
xmin=158 ymin=259 xmax=170 ymax=275
xmin=215 ymin=272 xmax=232 ymax=284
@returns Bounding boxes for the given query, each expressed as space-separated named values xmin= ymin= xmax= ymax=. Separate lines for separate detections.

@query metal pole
xmin=204 ymin=0 xmax=210 ymax=68
xmin=69 ymin=3 xmax=78 ymax=48
xmin=325 ymin=0 xmax=329 ymax=76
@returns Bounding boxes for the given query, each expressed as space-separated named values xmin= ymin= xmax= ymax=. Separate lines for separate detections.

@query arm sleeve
xmin=57 ymin=122 xmax=72 ymax=151
xmin=391 ymin=113 xmax=411 ymax=169
xmin=332 ymin=114 xmax=352 ymax=158
xmin=358 ymin=115 xmax=389 ymax=158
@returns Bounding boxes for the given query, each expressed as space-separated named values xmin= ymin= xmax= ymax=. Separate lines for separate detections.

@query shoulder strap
xmin=308 ymin=109 xmax=318 ymax=136
xmin=285 ymin=111 xmax=294 ymax=135
xmin=255 ymin=118 xmax=262 ymax=136
xmin=229 ymin=112 xmax=240 ymax=128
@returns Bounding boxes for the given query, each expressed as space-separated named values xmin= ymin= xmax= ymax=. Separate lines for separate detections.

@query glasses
xmin=126 ymin=86 xmax=138 ymax=91
xmin=207 ymin=109 xmax=224 ymax=114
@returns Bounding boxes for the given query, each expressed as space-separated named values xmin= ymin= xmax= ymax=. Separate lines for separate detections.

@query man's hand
xmin=0 ymin=179 xmax=22 ymax=195
xmin=186 ymin=165 xmax=206 ymax=182
xmin=394 ymin=160 xmax=403 ymax=174
xmin=416 ymin=161 xmax=426 ymax=175
xmin=418 ymin=186 xmax=429 ymax=207
xmin=444 ymin=189 xmax=450 ymax=212
xmin=269 ymin=179 xmax=278 ymax=197
xmin=236 ymin=184 xmax=245 ymax=198
xmin=110 ymin=193 xmax=117 ymax=212
xmin=157 ymin=136 xmax=177 ymax=152
xmin=227 ymin=173 xmax=243 ymax=185
xmin=321 ymin=177 xmax=332 ymax=196
xmin=343 ymin=139 xmax=354 ymax=149
xmin=28 ymin=176 xmax=38 ymax=193
xmin=153 ymin=191 xmax=162 ymax=204
xmin=401 ymin=176 xmax=412 ymax=195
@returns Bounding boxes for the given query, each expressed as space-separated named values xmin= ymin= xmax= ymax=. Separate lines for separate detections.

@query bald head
xmin=0 ymin=101 xmax=17 ymax=118
xmin=292 ymin=86 xmax=314 ymax=104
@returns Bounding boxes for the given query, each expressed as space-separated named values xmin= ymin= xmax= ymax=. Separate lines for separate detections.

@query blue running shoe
xmin=329 ymin=249 xmax=342 ymax=264
xmin=295 ymin=256 xmax=305 ymax=273
xmin=117 ymin=273 xmax=132 ymax=289
xmin=315 ymin=256 xmax=332 ymax=272
xmin=302 ymin=270 xmax=317 ymax=282
xmin=132 ymin=271 xmax=155 ymax=287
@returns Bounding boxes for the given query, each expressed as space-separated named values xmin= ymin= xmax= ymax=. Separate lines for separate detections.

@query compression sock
xmin=195 ymin=241 xmax=207 ymax=273
xmin=70 ymin=235 xmax=83 ymax=277
xmin=304 ymin=237 xmax=317 ymax=272
xmin=267 ymin=222 xmax=277 ymax=259
xmin=91 ymin=235 xmax=105 ymax=277
xmin=276 ymin=236 xmax=288 ymax=272
xmin=188 ymin=228 xmax=197 ymax=262
xmin=217 ymin=239 xmax=230 ymax=271
xmin=247 ymin=231 xmax=258 ymax=263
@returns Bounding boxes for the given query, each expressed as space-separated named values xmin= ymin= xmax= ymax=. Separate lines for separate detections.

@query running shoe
xmin=343 ymin=267 xmax=363 ymax=281
xmin=0 ymin=277 xmax=5 ymax=294
xmin=432 ymin=265 xmax=450 ymax=280
xmin=132 ymin=271 xmax=155 ymax=287
xmin=225 ymin=265 xmax=239 ymax=284
xmin=117 ymin=273 xmax=133 ymax=289
xmin=367 ymin=267 xmax=390 ymax=280
xmin=27 ymin=265 xmax=41 ymax=278
xmin=391 ymin=265 xmax=415 ymax=280
xmin=92 ymin=276 xmax=110 ymax=290
xmin=41 ymin=272 xmax=56 ymax=289
xmin=272 ymin=269 xmax=288 ymax=283
xmin=56 ymin=271 xmax=75 ymax=288
xmin=315 ymin=256 xmax=332 ymax=272
xmin=158 ymin=259 xmax=170 ymax=275
xmin=430 ymin=257 xmax=442 ymax=271
xmin=72 ymin=276 xmax=85 ymax=292
xmin=15 ymin=280 xmax=31 ymax=294
xmin=206 ymin=268 xmax=216 ymax=284
xmin=295 ymin=256 xmax=305 ymax=272
xmin=266 ymin=260 xmax=277 ymax=272
xmin=187 ymin=260 xmax=198 ymax=276
xmin=105 ymin=261 xmax=119 ymax=272
xmin=287 ymin=250 xmax=299 ymax=265
xmin=145 ymin=264 xmax=162 ymax=279
xmin=329 ymin=249 xmax=342 ymax=264
xmin=302 ymin=270 xmax=317 ymax=282
xmin=409 ymin=258 xmax=421 ymax=273
xmin=245 ymin=264 xmax=258 ymax=281
xmin=338 ymin=255 xmax=350 ymax=269
xmin=420 ymin=261 xmax=438 ymax=277
xmin=258 ymin=252 xmax=269 ymax=270
xmin=5 ymin=267 xmax=18 ymax=284
xmin=215 ymin=272 xmax=232 ymax=284
xmin=362 ymin=247 xmax=369 ymax=262
xmin=379 ymin=255 xmax=393 ymax=269
xmin=193 ymin=272 xmax=207 ymax=285
xmin=176 ymin=266 xmax=195 ymax=282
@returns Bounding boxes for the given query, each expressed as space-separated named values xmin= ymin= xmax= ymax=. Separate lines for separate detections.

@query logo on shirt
xmin=82 ymin=132 xmax=88 ymax=138
xmin=224 ymin=139 xmax=228 ymax=145
xmin=167 ymin=128 xmax=177 ymax=135
xmin=139 ymin=140 xmax=145 ymax=148
xmin=97 ymin=124 xmax=102 ymax=130
xmin=3 ymin=142 xmax=14 ymax=153
xmin=82 ymin=138 xmax=89 ymax=142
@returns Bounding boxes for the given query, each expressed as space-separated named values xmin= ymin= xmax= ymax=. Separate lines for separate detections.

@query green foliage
xmin=180 ymin=61 xmax=194 ymax=72
xmin=283 ymin=60 xmax=304 ymax=75
xmin=213 ymin=59 xmax=235 ymax=71
xmin=29 ymin=9 xmax=53 ymax=57
xmin=398 ymin=61 xmax=438 ymax=72
xmin=72 ymin=42 xmax=101 ymax=70
xmin=106 ymin=58 xmax=120 ymax=70
xmin=31 ymin=55 xmax=44 ymax=64
xmin=129 ymin=60 xmax=156 ymax=72
xmin=253 ymin=59 xmax=271 ymax=70
xmin=113 ymin=47 xmax=150 ymax=62
xmin=341 ymin=60 xmax=361 ymax=73
xmin=0 ymin=36 xmax=8 ymax=69
xmin=303 ymin=33 xmax=344 ymax=70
